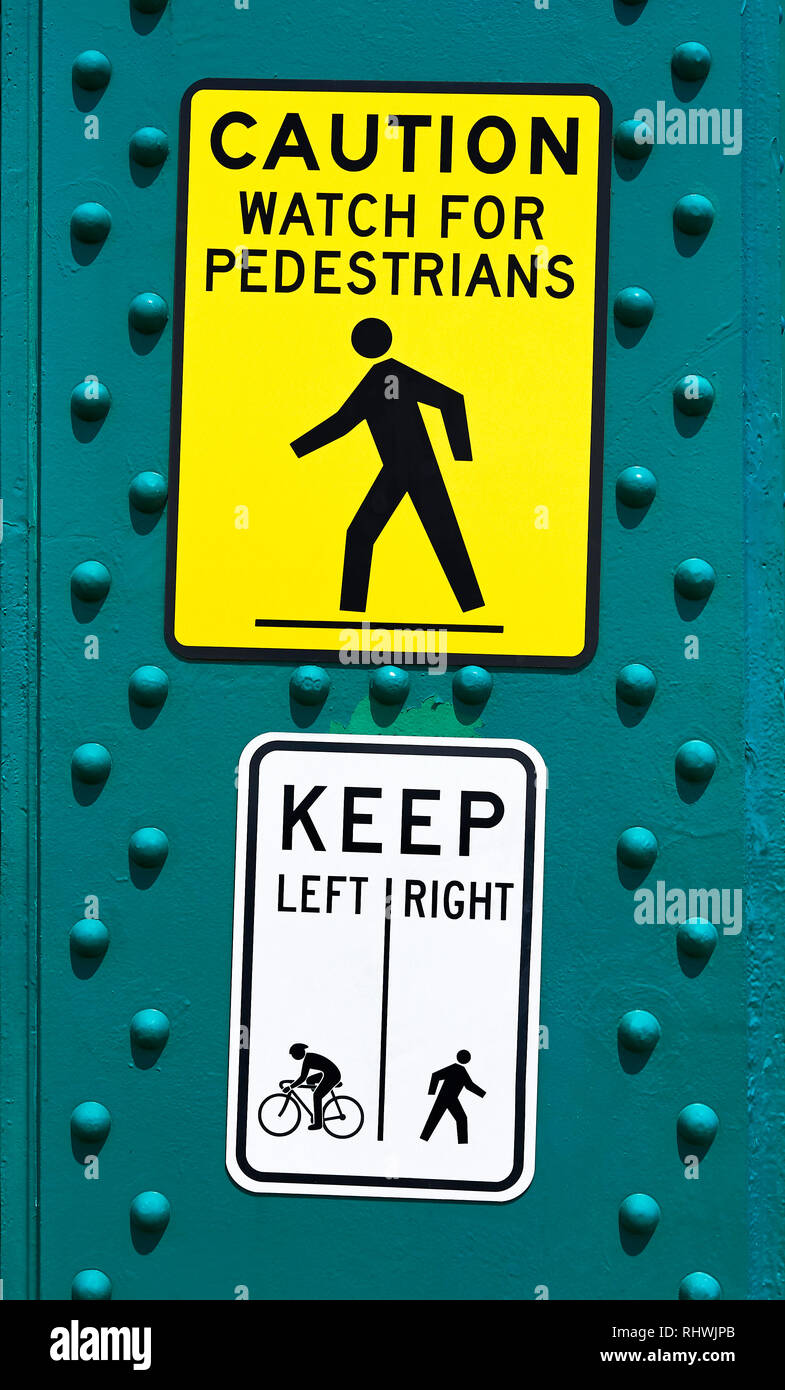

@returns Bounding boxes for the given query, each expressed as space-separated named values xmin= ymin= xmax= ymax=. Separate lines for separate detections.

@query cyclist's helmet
xmin=289 ymin=1043 xmax=308 ymax=1060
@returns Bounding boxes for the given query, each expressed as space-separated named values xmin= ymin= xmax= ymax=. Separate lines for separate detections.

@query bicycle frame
xmin=279 ymin=1079 xmax=347 ymax=1123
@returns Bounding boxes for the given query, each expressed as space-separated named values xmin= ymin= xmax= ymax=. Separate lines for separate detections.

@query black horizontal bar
xmin=254 ymin=618 xmax=504 ymax=633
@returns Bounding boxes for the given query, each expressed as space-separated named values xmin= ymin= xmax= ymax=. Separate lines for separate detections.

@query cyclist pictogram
xmin=258 ymin=1044 xmax=364 ymax=1139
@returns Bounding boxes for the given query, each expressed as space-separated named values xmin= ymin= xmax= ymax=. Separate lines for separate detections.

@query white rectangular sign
xmin=227 ymin=733 xmax=545 ymax=1201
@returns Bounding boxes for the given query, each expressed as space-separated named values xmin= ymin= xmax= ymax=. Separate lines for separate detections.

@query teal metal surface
xmin=742 ymin=0 xmax=785 ymax=1303
xmin=1 ymin=0 xmax=41 ymax=1303
xmin=1 ymin=0 xmax=782 ymax=1300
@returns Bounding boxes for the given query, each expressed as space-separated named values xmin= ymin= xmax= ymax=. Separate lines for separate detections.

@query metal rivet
xmin=130 ymin=1190 xmax=171 ymax=1233
xmin=677 ymin=916 xmax=718 ymax=960
xmin=72 ymin=50 xmax=112 ymax=92
xmin=673 ymin=374 xmax=714 ymax=417
xmin=128 ymin=826 xmax=169 ymax=868
xmin=674 ymin=557 xmax=716 ymax=600
xmin=678 ymin=1271 xmax=722 ymax=1301
xmin=129 ymin=126 xmax=169 ymax=167
xmin=673 ymin=194 xmax=715 ymax=236
xmin=71 ymin=742 xmax=112 ymax=786
xmin=129 ymin=665 xmax=169 ymax=708
xmin=452 ymin=665 xmax=493 ymax=704
xmin=617 ymin=1010 xmax=661 ymax=1055
xmin=616 ymin=663 xmax=657 ymax=708
xmin=616 ymin=466 xmax=657 ymax=509
xmin=671 ymin=41 xmax=712 ymax=82
xmin=71 ymin=379 xmax=111 ymax=422
xmin=129 ymin=471 xmax=168 ymax=513
xmin=70 ymin=560 xmax=111 ymax=602
xmin=619 ymin=1193 xmax=661 ymax=1235
xmin=614 ymin=118 xmax=652 ymax=159
xmin=69 ymin=918 xmax=109 ymax=959
xmin=70 ymin=202 xmax=112 ymax=245
xmin=130 ymin=1008 xmax=170 ymax=1051
xmin=128 ymin=291 xmax=169 ymax=334
xmin=613 ymin=286 xmax=654 ymax=328
xmin=370 ymin=665 xmax=410 ymax=705
xmin=70 ymin=1101 xmax=112 ymax=1145
xmin=71 ymin=1269 xmax=112 ymax=1301
xmin=617 ymin=826 xmax=658 ymax=870
xmin=675 ymin=739 xmax=718 ymax=784
xmin=290 ymin=665 xmax=330 ymax=706
xmin=677 ymin=1103 xmax=719 ymax=1150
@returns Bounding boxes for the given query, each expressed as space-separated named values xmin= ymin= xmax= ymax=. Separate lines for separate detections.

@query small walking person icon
xmin=290 ymin=318 xmax=484 ymax=614
xmin=420 ymin=1049 xmax=486 ymax=1145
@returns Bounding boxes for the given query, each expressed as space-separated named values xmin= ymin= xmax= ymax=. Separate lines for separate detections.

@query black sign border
xmin=230 ymin=737 xmax=540 ymax=1198
xmin=166 ymin=80 xmax=611 ymax=669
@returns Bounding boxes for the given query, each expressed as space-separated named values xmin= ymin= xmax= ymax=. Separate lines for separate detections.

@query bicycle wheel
xmin=323 ymin=1095 xmax=364 ymax=1138
xmin=258 ymin=1092 xmax=301 ymax=1136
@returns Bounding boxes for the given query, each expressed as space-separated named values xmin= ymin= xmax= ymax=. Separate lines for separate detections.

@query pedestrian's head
xmin=351 ymin=317 xmax=392 ymax=358
xmin=289 ymin=1043 xmax=307 ymax=1060
xmin=456 ymin=1049 xmax=471 ymax=1064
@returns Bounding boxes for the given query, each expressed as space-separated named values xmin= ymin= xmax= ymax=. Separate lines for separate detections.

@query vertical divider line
xmin=377 ymin=877 xmax=392 ymax=1141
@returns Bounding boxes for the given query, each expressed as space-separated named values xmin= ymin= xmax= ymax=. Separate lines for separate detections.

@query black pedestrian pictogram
xmin=291 ymin=318 xmax=485 ymax=614
xmin=257 ymin=1043 xmax=365 ymax=1139
xmin=420 ymin=1049 xmax=486 ymax=1145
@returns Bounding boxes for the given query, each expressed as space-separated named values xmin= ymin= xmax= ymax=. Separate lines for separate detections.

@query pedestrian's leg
xmin=447 ymin=1099 xmax=469 ymax=1144
xmin=420 ymin=1092 xmax=449 ymax=1141
xmin=341 ymin=471 xmax=406 ymax=611
xmin=409 ymin=469 xmax=484 ymax=612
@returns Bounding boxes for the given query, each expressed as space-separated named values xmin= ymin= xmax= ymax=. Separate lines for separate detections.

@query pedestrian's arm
xmin=464 ymin=1077 xmax=486 ymax=1098
xmin=409 ymin=370 xmax=473 ymax=461
xmin=291 ymin=384 xmax=365 ymax=456
xmin=428 ymin=1067 xmax=447 ymax=1095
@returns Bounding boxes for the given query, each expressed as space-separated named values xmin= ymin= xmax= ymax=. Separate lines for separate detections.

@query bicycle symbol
xmin=258 ymin=1079 xmax=364 ymax=1139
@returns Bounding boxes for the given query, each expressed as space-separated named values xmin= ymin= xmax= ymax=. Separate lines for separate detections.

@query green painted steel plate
xmin=0 ymin=0 xmax=782 ymax=1303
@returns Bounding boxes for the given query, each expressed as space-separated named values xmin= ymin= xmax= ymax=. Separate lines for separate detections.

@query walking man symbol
xmin=420 ymin=1049 xmax=486 ymax=1145
xmin=290 ymin=318 xmax=485 ymax=614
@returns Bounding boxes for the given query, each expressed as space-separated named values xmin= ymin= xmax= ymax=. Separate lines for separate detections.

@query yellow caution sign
xmin=167 ymin=83 xmax=610 ymax=667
